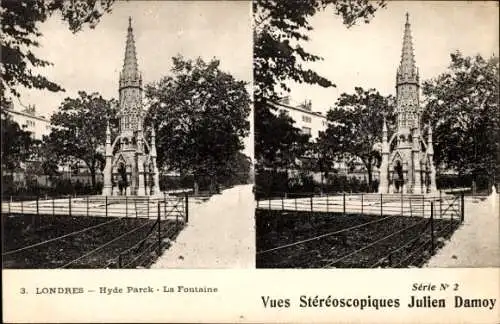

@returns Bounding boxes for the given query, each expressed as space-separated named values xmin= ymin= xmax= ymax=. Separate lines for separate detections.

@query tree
xmin=45 ymin=91 xmax=118 ymax=188
xmin=1 ymin=0 xmax=115 ymax=103
xmin=256 ymin=109 xmax=310 ymax=171
xmin=422 ymin=51 xmax=499 ymax=188
xmin=35 ymin=138 xmax=61 ymax=177
xmin=253 ymin=0 xmax=386 ymax=166
xmin=1 ymin=109 xmax=38 ymax=172
xmin=322 ymin=87 xmax=394 ymax=189
xmin=146 ymin=56 xmax=251 ymax=192
xmin=307 ymin=135 xmax=338 ymax=190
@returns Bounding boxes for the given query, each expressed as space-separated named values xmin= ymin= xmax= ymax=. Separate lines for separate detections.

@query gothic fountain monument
xmin=101 ymin=17 xmax=161 ymax=198
xmin=377 ymin=13 xmax=437 ymax=196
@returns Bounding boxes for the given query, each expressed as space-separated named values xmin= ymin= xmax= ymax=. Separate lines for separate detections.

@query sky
xmin=286 ymin=1 xmax=499 ymax=115
xmin=14 ymin=1 xmax=253 ymax=158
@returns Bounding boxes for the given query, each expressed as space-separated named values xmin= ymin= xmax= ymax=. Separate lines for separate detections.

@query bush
xmin=2 ymin=175 xmax=103 ymax=198
xmin=254 ymin=169 xmax=376 ymax=199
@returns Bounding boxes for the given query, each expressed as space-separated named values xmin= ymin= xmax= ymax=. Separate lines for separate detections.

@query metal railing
xmin=256 ymin=191 xmax=464 ymax=220
xmin=256 ymin=192 xmax=464 ymax=268
xmin=2 ymin=194 xmax=188 ymax=221
xmin=2 ymin=194 xmax=189 ymax=269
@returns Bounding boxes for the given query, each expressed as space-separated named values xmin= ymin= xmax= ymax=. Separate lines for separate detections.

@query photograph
xmin=254 ymin=0 xmax=499 ymax=269
xmin=1 ymin=0 xmax=499 ymax=323
xmin=2 ymin=0 xmax=255 ymax=269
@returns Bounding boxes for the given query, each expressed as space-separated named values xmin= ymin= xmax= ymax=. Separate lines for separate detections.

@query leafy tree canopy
xmin=422 ymin=51 xmax=499 ymax=182
xmin=146 ymin=56 xmax=251 ymax=187
xmin=45 ymin=91 xmax=118 ymax=187
xmin=322 ymin=87 xmax=394 ymax=188
xmin=256 ymin=108 xmax=311 ymax=170
xmin=254 ymin=0 xmax=385 ymax=102
xmin=1 ymin=109 xmax=39 ymax=172
xmin=254 ymin=0 xmax=386 ymax=167
xmin=1 ymin=0 xmax=115 ymax=102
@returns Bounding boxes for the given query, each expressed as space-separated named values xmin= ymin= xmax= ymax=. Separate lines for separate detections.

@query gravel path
xmin=152 ymin=184 xmax=255 ymax=268
xmin=425 ymin=193 xmax=499 ymax=267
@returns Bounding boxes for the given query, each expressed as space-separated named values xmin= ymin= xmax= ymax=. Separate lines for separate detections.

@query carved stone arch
xmin=390 ymin=151 xmax=404 ymax=166
xmin=390 ymin=155 xmax=405 ymax=193
xmin=143 ymin=141 xmax=151 ymax=155
xmin=113 ymin=154 xmax=127 ymax=170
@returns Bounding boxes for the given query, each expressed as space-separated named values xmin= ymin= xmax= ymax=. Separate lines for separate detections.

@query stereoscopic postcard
xmin=2 ymin=1 xmax=499 ymax=323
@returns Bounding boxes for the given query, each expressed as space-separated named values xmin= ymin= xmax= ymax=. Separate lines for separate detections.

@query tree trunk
xmin=90 ymin=166 xmax=96 ymax=190
xmin=364 ymin=159 xmax=373 ymax=192
xmin=193 ymin=173 xmax=199 ymax=196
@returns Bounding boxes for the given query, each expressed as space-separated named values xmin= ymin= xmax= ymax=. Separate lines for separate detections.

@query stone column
xmin=136 ymin=123 xmax=146 ymax=196
xmin=102 ymin=122 xmax=113 ymax=196
xmin=150 ymin=125 xmax=161 ymax=196
xmin=412 ymin=128 xmax=423 ymax=194
xmin=378 ymin=118 xmax=389 ymax=194
xmin=427 ymin=124 xmax=437 ymax=193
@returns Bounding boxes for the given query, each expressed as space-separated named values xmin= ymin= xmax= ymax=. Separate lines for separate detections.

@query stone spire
xmin=120 ymin=17 xmax=139 ymax=81
xmin=397 ymin=13 xmax=419 ymax=85
xmin=119 ymin=17 xmax=142 ymax=90
xmin=102 ymin=120 xmax=113 ymax=196
xmin=150 ymin=124 xmax=157 ymax=158
xmin=118 ymin=17 xmax=143 ymax=134
xmin=104 ymin=120 xmax=112 ymax=157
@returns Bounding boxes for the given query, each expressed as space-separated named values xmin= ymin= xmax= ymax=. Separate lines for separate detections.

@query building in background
xmin=3 ymin=101 xmax=51 ymax=141
xmin=269 ymin=97 xmax=328 ymax=140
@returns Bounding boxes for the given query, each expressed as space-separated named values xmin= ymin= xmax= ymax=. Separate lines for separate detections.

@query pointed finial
xmin=128 ymin=16 xmax=132 ymax=29
xmin=406 ymin=12 xmax=409 ymax=24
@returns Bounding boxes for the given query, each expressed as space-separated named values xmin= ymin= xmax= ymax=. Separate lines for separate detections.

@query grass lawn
xmin=2 ymin=213 xmax=184 ymax=269
xmin=256 ymin=210 xmax=461 ymax=268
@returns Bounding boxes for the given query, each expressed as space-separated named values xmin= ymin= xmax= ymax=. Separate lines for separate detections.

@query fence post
xmin=281 ymin=195 xmax=284 ymax=211
xmin=135 ymin=199 xmax=138 ymax=219
xmin=326 ymin=194 xmax=329 ymax=213
xmin=409 ymin=196 xmax=413 ymax=217
xmin=147 ymin=196 xmax=150 ymax=218
xmin=21 ymin=199 xmax=24 ymax=215
xmin=460 ymin=192 xmax=465 ymax=223
xmin=422 ymin=195 xmax=425 ymax=218
xmin=105 ymin=196 xmax=108 ymax=218
xmin=69 ymin=196 xmax=72 ymax=217
xmin=157 ymin=202 xmax=161 ymax=254
xmin=36 ymin=196 xmax=39 ymax=216
xmin=400 ymin=191 xmax=403 ymax=217
xmin=125 ymin=196 xmax=128 ymax=218
xmin=380 ymin=194 xmax=383 ymax=217
xmin=310 ymin=195 xmax=313 ymax=212
xmin=269 ymin=196 xmax=271 ymax=210
xmin=430 ymin=201 xmax=435 ymax=252
xmin=439 ymin=190 xmax=442 ymax=219
xmin=295 ymin=197 xmax=298 ymax=211
xmin=361 ymin=193 xmax=364 ymax=216
xmin=341 ymin=192 xmax=345 ymax=216
xmin=8 ymin=197 xmax=11 ymax=214
xmin=185 ymin=193 xmax=189 ymax=223
xmin=86 ymin=196 xmax=89 ymax=217
xmin=52 ymin=197 xmax=55 ymax=217
xmin=164 ymin=195 xmax=167 ymax=218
